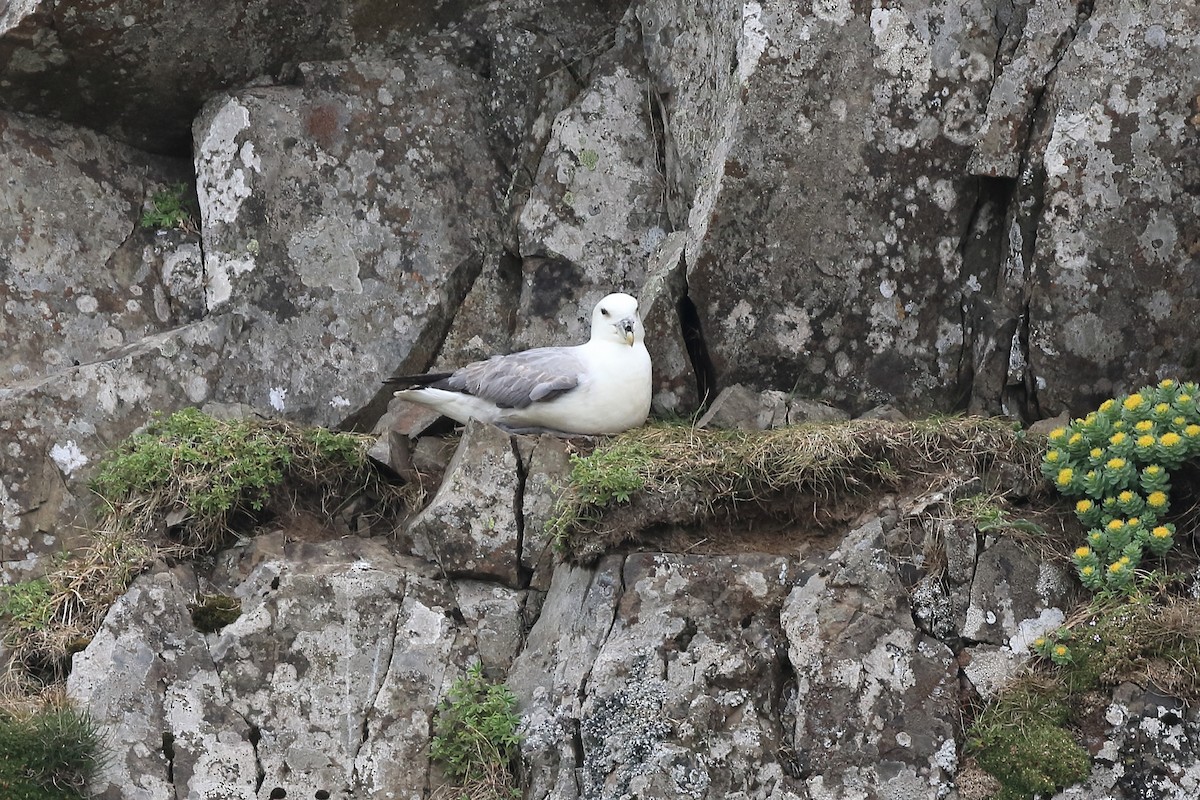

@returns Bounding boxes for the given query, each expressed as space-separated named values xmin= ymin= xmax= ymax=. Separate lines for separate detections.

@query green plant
xmin=970 ymin=596 xmax=1200 ymax=796
xmin=140 ymin=182 xmax=197 ymax=232
xmin=0 ymin=704 xmax=104 ymax=799
xmin=89 ymin=408 xmax=391 ymax=554
xmin=188 ymin=594 xmax=241 ymax=633
xmin=0 ymin=580 xmax=53 ymax=638
xmin=430 ymin=663 xmax=522 ymax=799
xmin=1042 ymin=379 xmax=1200 ymax=598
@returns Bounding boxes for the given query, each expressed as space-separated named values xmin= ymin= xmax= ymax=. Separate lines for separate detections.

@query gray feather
xmin=445 ymin=347 xmax=583 ymax=408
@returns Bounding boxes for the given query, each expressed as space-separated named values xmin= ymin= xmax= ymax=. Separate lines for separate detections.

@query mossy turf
xmin=2 ymin=409 xmax=413 ymax=693
xmin=549 ymin=416 xmax=1043 ymax=559
xmin=969 ymin=596 xmax=1200 ymax=797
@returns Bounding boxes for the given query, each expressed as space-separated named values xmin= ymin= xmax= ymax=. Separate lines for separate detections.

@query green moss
xmin=968 ymin=684 xmax=1089 ymax=799
xmin=189 ymin=594 xmax=241 ymax=633
xmin=0 ymin=706 xmax=103 ymax=799
xmin=578 ymin=148 xmax=599 ymax=171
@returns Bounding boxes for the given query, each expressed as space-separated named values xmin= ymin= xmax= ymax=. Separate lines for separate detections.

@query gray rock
xmin=407 ymin=420 xmax=522 ymax=586
xmin=781 ymin=519 xmax=960 ymax=798
xmin=641 ymin=0 xmax=998 ymax=414
xmin=971 ymin=0 xmax=1200 ymax=417
xmin=67 ymin=565 xmax=258 ymax=800
xmin=0 ymin=0 xmax=351 ymax=153
xmin=0 ymin=111 xmax=199 ymax=386
xmin=509 ymin=557 xmax=626 ymax=800
xmin=513 ymin=18 xmax=669 ymax=353
xmin=696 ymin=384 xmax=785 ymax=430
xmin=962 ymin=536 xmax=1072 ymax=649
xmin=961 ymin=644 xmax=1024 ymax=701
xmin=76 ymin=533 xmax=474 ymax=799
xmin=515 ymin=434 xmax=573 ymax=592
xmin=193 ymin=56 xmax=503 ymax=428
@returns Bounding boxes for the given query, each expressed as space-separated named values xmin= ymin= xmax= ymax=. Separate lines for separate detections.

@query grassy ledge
xmin=547 ymin=416 xmax=1043 ymax=560
xmin=1 ymin=408 xmax=414 ymax=693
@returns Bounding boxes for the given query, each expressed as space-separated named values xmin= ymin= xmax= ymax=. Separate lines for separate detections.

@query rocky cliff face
xmin=2 ymin=0 xmax=1199 ymax=798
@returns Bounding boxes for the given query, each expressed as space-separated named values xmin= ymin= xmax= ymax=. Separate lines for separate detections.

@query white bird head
xmin=590 ymin=292 xmax=644 ymax=347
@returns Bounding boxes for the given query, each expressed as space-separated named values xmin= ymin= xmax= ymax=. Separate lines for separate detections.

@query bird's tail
xmin=382 ymin=372 xmax=455 ymax=390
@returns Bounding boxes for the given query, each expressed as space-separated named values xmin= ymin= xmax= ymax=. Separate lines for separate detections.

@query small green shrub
xmin=140 ymin=182 xmax=196 ymax=232
xmin=430 ymin=663 xmax=522 ymax=799
xmin=0 ymin=705 xmax=104 ymax=799
xmin=970 ymin=597 xmax=1200 ymax=795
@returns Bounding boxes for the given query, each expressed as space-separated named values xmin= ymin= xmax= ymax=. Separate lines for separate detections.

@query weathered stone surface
xmin=73 ymin=534 xmax=476 ymax=800
xmin=507 ymin=557 xmax=626 ymax=800
xmin=781 ymin=519 xmax=960 ymax=797
xmin=1024 ymin=0 xmax=1200 ymax=410
xmin=194 ymin=56 xmax=504 ymax=428
xmin=971 ymin=0 xmax=1200 ymax=417
xmin=962 ymin=535 xmax=1072 ymax=648
xmin=1054 ymin=683 xmax=1200 ymax=799
xmin=513 ymin=18 xmax=668 ymax=352
xmin=0 ymin=111 xmax=199 ymax=385
xmin=642 ymin=0 xmax=998 ymax=414
xmin=512 ymin=553 xmax=802 ymax=800
xmin=580 ymin=554 xmax=796 ymax=799
xmin=67 ymin=565 xmax=258 ymax=800
xmin=515 ymin=434 xmax=573 ymax=592
xmin=696 ymin=384 xmax=850 ymax=430
xmin=407 ymin=421 xmax=522 ymax=586
xmin=0 ymin=319 xmax=228 ymax=580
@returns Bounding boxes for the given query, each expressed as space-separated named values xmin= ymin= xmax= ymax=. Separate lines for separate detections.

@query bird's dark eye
xmin=600 ymin=308 xmax=609 ymax=316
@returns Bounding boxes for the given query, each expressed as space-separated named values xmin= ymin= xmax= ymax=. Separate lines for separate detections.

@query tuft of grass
xmin=431 ymin=663 xmax=522 ymax=800
xmin=0 ymin=580 xmax=54 ymax=639
xmin=0 ymin=701 xmax=105 ymax=799
xmin=90 ymin=407 xmax=410 ymax=555
xmin=547 ymin=416 xmax=1043 ymax=555
xmin=140 ymin=182 xmax=197 ymax=233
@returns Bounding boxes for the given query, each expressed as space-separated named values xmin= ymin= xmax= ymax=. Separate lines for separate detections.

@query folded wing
xmin=387 ymin=347 xmax=584 ymax=409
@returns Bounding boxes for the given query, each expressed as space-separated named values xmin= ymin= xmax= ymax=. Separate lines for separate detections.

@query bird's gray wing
xmin=446 ymin=347 xmax=583 ymax=409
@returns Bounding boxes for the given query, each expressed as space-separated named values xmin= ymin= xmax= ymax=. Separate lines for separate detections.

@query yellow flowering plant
xmin=1041 ymin=380 xmax=1199 ymax=593
xmin=1031 ymin=627 xmax=1074 ymax=666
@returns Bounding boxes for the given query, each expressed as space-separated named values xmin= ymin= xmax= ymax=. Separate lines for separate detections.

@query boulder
xmin=515 ymin=17 xmax=669 ymax=352
xmin=406 ymin=421 xmax=523 ymax=586
xmin=970 ymin=0 xmax=1200 ymax=417
xmin=193 ymin=56 xmax=504 ymax=428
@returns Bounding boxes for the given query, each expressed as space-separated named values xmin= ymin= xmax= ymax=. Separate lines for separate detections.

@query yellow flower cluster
xmin=1042 ymin=379 xmax=1200 ymax=593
